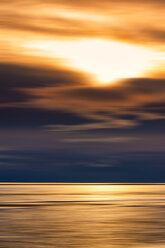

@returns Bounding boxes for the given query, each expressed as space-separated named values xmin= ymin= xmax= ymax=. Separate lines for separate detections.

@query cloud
xmin=0 ymin=62 xmax=89 ymax=105
xmin=62 ymin=137 xmax=137 ymax=143
xmin=0 ymin=107 xmax=93 ymax=129
xmin=23 ymin=78 xmax=165 ymax=131
xmin=0 ymin=61 xmax=165 ymax=132
xmin=1 ymin=0 xmax=165 ymax=50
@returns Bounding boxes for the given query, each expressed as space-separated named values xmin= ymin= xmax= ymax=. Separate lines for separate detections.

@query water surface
xmin=0 ymin=183 xmax=165 ymax=248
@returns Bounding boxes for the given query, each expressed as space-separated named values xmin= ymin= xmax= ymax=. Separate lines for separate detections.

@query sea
xmin=0 ymin=183 xmax=165 ymax=248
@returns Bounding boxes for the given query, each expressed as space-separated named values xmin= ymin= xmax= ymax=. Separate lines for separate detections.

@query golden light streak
xmin=23 ymin=39 xmax=155 ymax=85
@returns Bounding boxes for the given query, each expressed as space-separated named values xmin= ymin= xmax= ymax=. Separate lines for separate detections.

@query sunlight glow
xmin=23 ymin=39 xmax=154 ymax=84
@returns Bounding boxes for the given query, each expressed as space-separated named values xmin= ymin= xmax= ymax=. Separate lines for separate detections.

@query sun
xmin=23 ymin=39 xmax=153 ymax=85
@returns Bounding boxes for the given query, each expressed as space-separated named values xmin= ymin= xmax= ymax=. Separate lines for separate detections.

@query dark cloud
xmin=141 ymin=102 xmax=165 ymax=114
xmin=24 ymin=78 xmax=165 ymax=131
xmin=1 ymin=62 xmax=165 ymax=133
xmin=63 ymin=86 xmax=127 ymax=102
xmin=0 ymin=63 xmax=89 ymax=104
xmin=61 ymin=78 xmax=165 ymax=104
xmin=0 ymin=107 xmax=94 ymax=129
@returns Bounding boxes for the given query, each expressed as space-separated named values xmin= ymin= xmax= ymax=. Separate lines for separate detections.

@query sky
xmin=0 ymin=0 xmax=165 ymax=182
